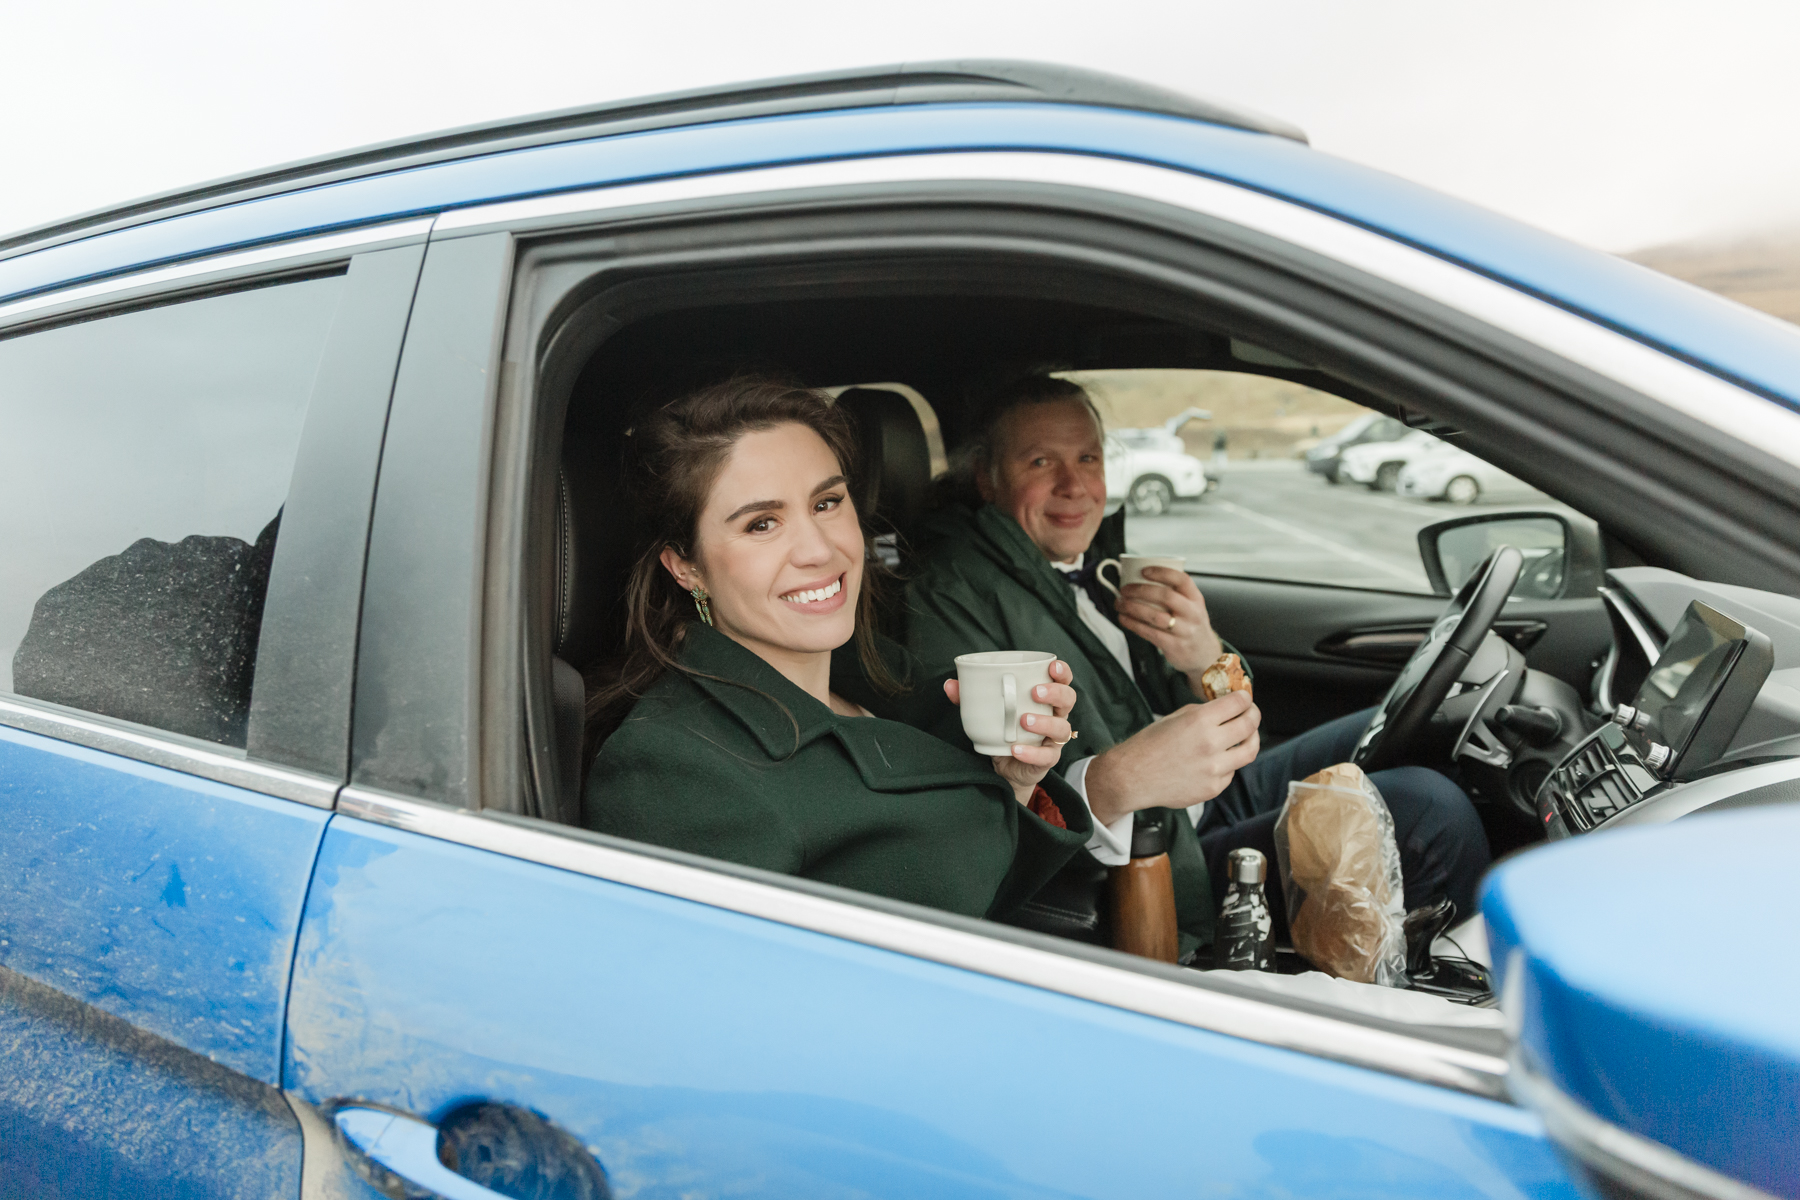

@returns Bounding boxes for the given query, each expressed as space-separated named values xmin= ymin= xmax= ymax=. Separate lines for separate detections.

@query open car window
xmin=1066 ymin=368 xmax=1581 ymax=594
xmin=477 ymin=193 xmax=1659 ymax=1066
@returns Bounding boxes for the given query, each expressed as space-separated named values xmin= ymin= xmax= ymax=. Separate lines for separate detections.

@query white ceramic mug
xmin=1096 ymin=554 xmax=1188 ymax=597
xmin=953 ymin=650 xmax=1057 ymax=756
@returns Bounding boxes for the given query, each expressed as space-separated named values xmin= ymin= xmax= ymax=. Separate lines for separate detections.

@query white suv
xmin=1104 ymin=428 xmax=1207 ymax=514
xmin=1338 ymin=428 xmax=1439 ymax=491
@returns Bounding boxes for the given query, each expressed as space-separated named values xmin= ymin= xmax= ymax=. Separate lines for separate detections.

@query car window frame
xmin=0 ymin=220 xmax=428 ymax=806
xmin=344 ymin=151 xmax=1800 ymax=1102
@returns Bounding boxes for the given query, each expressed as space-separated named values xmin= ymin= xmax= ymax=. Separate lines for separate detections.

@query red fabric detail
xmin=1027 ymin=785 xmax=1067 ymax=829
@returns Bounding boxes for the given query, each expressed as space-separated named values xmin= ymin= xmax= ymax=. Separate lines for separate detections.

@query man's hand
xmin=1082 ymin=691 xmax=1260 ymax=827
xmin=1114 ymin=567 xmax=1224 ymax=677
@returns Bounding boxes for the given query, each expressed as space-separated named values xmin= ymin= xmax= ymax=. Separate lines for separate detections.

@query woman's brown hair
xmin=586 ymin=378 xmax=901 ymax=746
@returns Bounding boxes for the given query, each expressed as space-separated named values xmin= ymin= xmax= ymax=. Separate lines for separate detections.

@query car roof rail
xmin=0 ymin=60 xmax=1306 ymax=261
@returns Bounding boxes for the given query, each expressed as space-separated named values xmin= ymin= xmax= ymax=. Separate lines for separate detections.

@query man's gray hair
xmin=968 ymin=375 xmax=1106 ymax=488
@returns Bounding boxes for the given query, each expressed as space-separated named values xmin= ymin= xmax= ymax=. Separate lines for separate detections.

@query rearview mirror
xmin=1418 ymin=511 xmax=1602 ymax=600
xmin=1484 ymin=809 xmax=1798 ymax=1200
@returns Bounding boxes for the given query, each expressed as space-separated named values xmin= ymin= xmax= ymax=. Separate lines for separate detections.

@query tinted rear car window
xmin=0 ymin=275 xmax=343 ymax=746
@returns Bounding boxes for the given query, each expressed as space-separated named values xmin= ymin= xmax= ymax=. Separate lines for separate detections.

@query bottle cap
xmin=1129 ymin=812 xmax=1170 ymax=858
xmin=1228 ymin=847 xmax=1267 ymax=885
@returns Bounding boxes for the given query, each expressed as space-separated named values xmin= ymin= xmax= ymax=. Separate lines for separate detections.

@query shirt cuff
xmin=1065 ymin=754 xmax=1134 ymax=867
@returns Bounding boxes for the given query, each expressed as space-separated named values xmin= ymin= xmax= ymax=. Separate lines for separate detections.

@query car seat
xmin=543 ymin=450 xmax=625 ymax=825
xmin=834 ymin=387 xmax=933 ymax=558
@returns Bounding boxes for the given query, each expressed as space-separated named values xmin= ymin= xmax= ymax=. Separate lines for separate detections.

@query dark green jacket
xmin=904 ymin=502 xmax=1216 ymax=953
xmin=905 ymin=504 xmax=1202 ymax=758
xmin=583 ymin=623 xmax=1094 ymax=922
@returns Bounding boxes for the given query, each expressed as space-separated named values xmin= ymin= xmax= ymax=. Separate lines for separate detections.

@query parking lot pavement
xmin=1121 ymin=460 xmax=1579 ymax=592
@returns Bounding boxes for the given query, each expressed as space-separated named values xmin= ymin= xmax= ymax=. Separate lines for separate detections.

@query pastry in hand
xmin=1199 ymin=652 xmax=1252 ymax=701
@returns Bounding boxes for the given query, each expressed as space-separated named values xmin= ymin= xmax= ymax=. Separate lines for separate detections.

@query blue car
xmin=2 ymin=61 xmax=1795 ymax=1200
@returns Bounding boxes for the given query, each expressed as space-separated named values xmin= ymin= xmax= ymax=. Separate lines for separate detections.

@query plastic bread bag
xmin=1273 ymin=762 xmax=1407 ymax=986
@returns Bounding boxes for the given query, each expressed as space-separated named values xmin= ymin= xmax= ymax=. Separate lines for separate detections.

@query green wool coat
xmin=903 ymin=502 xmax=1225 ymax=954
xmin=583 ymin=622 xmax=1094 ymax=922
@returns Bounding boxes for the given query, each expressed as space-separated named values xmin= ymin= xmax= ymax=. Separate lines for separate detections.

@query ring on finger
xmin=1049 ymin=730 xmax=1081 ymax=748
xmin=1167 ymin=615 xmax=1177 ymax=631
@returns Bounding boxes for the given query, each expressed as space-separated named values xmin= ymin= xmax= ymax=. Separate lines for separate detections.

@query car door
xmin=279 ymin=202 xmax=1581 ymax=1197
xmin=0 ymin=231 xmax=422 ymax=1199
xmin=290 ymin=791 xmax=1573 ymax=1199
xmin=1198 ymin=574 xmax=1613 ymax=737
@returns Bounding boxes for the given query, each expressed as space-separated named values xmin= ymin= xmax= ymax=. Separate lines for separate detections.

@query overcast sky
xmin=5 ymin=0 xmax=1798 ymax=253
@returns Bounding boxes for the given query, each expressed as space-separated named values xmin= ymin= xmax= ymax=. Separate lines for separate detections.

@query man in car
xmin=903 ymin=375 xmax=1490 ymax=949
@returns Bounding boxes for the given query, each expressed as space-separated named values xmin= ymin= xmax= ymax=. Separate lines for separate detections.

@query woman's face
xmin=665 ymin=422 xmax=864 ymax=664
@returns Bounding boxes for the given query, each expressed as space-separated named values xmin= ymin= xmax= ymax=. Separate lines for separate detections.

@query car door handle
xmin=1316 ymin=619 xmax=1549 ymax=664
xmin=1314 ymin=627 xmax=1427 ymax=664
xmin=335 ymin=1105 xmax=509 ymax=1200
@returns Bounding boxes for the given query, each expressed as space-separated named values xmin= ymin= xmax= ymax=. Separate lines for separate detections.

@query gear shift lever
xmin=1402 ymin=897 xmax=1494 ymax=1002
xmin=1403 ymin=897 xmax=1457 ymax=977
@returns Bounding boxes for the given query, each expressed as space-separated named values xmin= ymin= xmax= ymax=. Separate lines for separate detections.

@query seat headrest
xmin=552 ymin=460 xmax=624 ymax=668
xmin=836 ymin=387 xmax=932 ymax=541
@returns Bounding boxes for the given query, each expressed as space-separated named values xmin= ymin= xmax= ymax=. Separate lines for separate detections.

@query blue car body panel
xmin=0 ymin=963 xmax=303 ymax=1200
xmin=1484 ymin=807 xmax=1800 ymax=1198
xmin=285 ymin=817 xmax=1579 ymax=1199
xmin=0 ymin=724 xmax=329 ymax=1080
xmin=0 ymin=723 xmax=325 ymax=1197
xmin=8 ymin=102 xmax=1800 ymax=407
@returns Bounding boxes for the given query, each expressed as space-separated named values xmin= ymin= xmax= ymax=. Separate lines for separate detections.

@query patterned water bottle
xmin=1214 ymin=847 xmax=1275 ymax=971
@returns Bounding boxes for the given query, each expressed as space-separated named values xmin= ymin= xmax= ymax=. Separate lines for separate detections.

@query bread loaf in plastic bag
xmin=1273 ymin=763 xmax=1406 ymax=986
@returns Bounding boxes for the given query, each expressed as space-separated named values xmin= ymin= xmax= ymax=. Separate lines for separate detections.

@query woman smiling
xmin=582 ymin=379 xmax=1093 ymax=920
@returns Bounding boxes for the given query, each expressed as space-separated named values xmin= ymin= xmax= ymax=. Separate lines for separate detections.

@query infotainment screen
xmin=1627 ymin=601 xmax=1774 ymax=777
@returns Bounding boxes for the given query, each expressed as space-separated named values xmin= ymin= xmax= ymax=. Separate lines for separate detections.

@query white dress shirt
xmin=1053 ymin=554 xmax=1138 ymax=865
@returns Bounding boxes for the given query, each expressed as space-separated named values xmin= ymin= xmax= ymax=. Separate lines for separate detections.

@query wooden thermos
xmin=1109 ymin=812 xmax=1180 ymax=962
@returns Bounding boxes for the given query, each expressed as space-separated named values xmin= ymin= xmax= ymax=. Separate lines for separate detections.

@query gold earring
xmin=689 ymin=585 xmax=713 ymax=627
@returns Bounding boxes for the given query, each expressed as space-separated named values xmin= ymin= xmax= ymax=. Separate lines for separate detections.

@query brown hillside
xmin=1627 ymin=231 xmax=1800 ymax=326
xmin=1066 ymin=369 xmax=1365 ymax=459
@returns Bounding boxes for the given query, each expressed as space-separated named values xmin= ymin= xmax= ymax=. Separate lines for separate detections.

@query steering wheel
xmin=1352 ymin=546 xmax=1523 ymax=772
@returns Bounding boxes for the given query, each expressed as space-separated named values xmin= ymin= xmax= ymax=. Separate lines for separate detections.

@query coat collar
xmin=675 ymin=624 xmax=1005 ymax=794
xmin=960 ymin=504 xmax=1146 ymax=697
xmin=676 ymin=623 xmax=836 ymax=758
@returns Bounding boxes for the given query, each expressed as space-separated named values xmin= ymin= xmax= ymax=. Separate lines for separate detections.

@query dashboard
xmin=1537 ymin=569 xmax=1800 ymax=838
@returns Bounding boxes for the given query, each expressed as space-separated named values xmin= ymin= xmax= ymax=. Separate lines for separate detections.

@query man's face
xmin=979 ymin=398 xmax=1108 ymax=562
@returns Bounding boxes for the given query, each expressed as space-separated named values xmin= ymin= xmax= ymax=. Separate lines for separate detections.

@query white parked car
xmin=1104 ymin=429 xmax=1207 ymax=514
xmin=1337 ymin=428 xmax=1439 ymax=490
xmin=1397 ymin=441 xmax=1536 ymax=505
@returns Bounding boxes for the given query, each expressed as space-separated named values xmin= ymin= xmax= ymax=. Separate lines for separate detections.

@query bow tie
xmin=1056 ymin=561 xmax=1096 ymax=589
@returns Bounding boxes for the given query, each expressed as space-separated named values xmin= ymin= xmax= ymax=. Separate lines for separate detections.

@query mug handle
xmin=1096 ymin=558 xmax=1123 ymax=597
xmin=1002 ymin=674 xmax=1017 ymax=744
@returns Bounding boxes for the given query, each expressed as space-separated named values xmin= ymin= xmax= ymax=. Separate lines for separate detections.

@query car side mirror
xmin=1483 ymin=809 xmax=1798 ymax=1200
xmin=1417 ymin=511 xmax=1603 ymax=600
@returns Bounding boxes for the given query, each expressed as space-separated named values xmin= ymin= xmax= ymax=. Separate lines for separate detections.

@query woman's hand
xmin=1113 ymin=567 xmax=1224 ymax=674
xmin=944 ymin=659 xmax=1078 ymax=805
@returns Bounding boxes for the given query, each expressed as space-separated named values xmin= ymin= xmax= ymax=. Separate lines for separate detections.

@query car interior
xmin=501 ymin=221 xmax=1800 ymax=1018
xmin=489 ymin=227 xmax=1788 ymax=1025
xmin=547 ymin=292 xmax=1407 ymax=795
